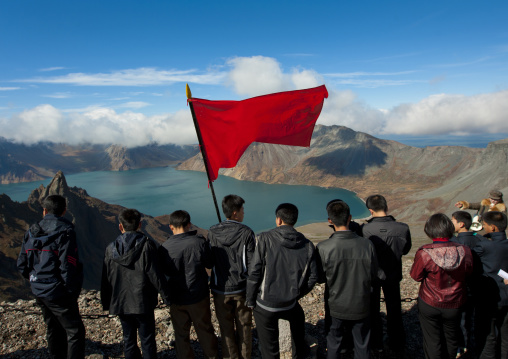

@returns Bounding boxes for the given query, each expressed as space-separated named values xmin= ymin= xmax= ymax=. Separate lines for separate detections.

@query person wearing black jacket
xmin=17 ymin=194 xmax=85 ymax=359
xmin=361 ymin=194 xmax=411 ymax=353
xmin=101 ymin=209 xmax=171 ymax=359
xmin=158 ymin=210 xmax=218 ymax=359
xmin=208 ymin=195 xmax=255 ymax=359
xmin=246 ymin=203 xmax=317 ymax=358
xmin=450 ymin=210 xmax=484 ymax=356
xmin=473 ymin=211 xmax=508 ymax=359
xmin=317 ymin=200 xmax=381 ymax=359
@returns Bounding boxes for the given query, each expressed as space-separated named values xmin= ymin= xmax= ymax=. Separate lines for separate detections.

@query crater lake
xmin=0 ymin=167 xmax=370 ymax=233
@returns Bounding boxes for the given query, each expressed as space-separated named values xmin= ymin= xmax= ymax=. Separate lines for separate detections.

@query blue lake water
xmin=0 ymin=167 xmax=370 ymax=233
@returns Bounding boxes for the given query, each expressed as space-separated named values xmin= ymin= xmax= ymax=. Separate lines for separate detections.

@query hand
xmin=504 ymin=279 xmax=508 ymax=285
xmin=454 ymin=202 xmax=463 ymax=208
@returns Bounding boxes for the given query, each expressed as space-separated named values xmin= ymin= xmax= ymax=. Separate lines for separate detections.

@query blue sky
xmin=1 ymin=1 xmax=508 ymax=147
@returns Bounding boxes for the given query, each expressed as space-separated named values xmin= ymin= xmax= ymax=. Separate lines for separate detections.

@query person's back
xmin=101 ymin=209 xmax=170 ymax=359
xmin=449 ymin=210 xmax=484 ymax=354
xmin=247 ymin=224 xmax=316 ymax=309
xmin=473 ymin=211 xmax=508 ymax=358
xmin=160 ymin=227 xmax=211 ymax=306
xmin=101 ymin=229 xmax=165 ymax=314
xmin=362 ymin=218 xmax=410 ymax=282
xmin=317 ymin=200 xmax=379 ymax=359
xmin=158 ymin=210 xmax=218 ymax=359
xmin=208 ymin=194 xmax=255 ymax=359
xmin=361 ymin=194 xmax=410 ymax=352
xmin=208 ymin=220 xmax=254 ymax=294
xmin=247 ymin=203 xmax=317 ymax=359
xmin=318 ymin=228 xmax=377 ymax=319
xmin=17 ymin=194 xmax=85 ymax=359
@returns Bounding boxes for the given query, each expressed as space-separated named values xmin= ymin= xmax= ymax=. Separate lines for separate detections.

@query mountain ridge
xmin=0 ymin=139 xmax=199 ymax=184
xmin=177 ymin=124 xmax=508 ymax=230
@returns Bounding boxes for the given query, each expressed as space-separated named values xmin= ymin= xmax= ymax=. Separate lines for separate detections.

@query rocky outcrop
xmin=0 ymin=138 xmax=199 ymax=184
xmin=0 ymin=259 xmax=424 ymax=358
xmin=0 ymin=171 xmax=173 ymax=302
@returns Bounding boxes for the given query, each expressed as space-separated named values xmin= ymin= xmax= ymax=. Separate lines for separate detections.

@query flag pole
xmin=186 ymin=84 xmax=222 ymax=223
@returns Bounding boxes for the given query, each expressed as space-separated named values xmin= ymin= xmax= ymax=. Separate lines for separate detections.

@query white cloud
xmin=383 ymin=90 xmax=508 ymax=135
xmin=42 ymin=92 xmax=73 ymax=99
xmin=226 ymin=56 xmax=323 ymax=97
xmin=318 ymin=89 xmax=386 ymax=134
xmin=325 ymin=71 xmax=417 ymax=78
xmin=4 ymin=56 xmax=508 ymax=146
xmin=0 ymin=105 xmax=198 ymax=146
xmin=0 ymin=87 xmax=21 ymax=91
xmin=18 ymin=67 xmax=226 ymax=86
xmin=323 ymin=70 xmax=421 ymax=88
xmin=39 ymin=67 xmax=67 ymax=72
xmin=116 ymin=101 xmax=151 ymax=109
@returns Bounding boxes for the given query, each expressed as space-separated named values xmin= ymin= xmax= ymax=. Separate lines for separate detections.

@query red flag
xmin=190 ymin=85 xmax=328 ymax=182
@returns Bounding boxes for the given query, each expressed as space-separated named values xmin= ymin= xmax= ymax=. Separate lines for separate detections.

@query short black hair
xmin=424 ymin=213 xmax=454 ymax=239
xmin=483 ymin=211 xmax=507 ymax=232
xmin=119 ymin=209 xmax=141 ymax=232
xmin=169 ymin=210 xmax=191 ymax=229
xmin=366 ymin=194 xmax=388 ymax=212
xmin=451 ymin=211 xmax=472 ymax=230
xmin=222 ymin=194 xmax=245 ymax=219
xmin=275 ymin=203 xmax=298 ymax=226
xmin=327 ymin=200 xmax=350 ymax=227
xmin=326 ymin=199 xmax=343 ymax=210
xmin=42 ymin=195 xmax=67 ymax=216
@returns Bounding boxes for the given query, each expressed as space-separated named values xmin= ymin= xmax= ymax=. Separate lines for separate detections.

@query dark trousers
xmin=171 ymin=297 xmax=218 ymax=359
xmin=326 ymin=316 xmax=370 ymax=359
xmin=36 ymin=296 xmax=86 ymax=359
xmin=458 ymin=295 xmax=475 ymax=351
xmin=253 ymin=303 xmax=308 ymax=359
xmin=418 ymin=299 xmax=462 ymax=359
xmin=118 ymin=313 xmax=157 ymax=359
xmin=370 ymin=281 xmax=405 ymax=350
xmin=476 ymin=305 xmax=508 ymax=359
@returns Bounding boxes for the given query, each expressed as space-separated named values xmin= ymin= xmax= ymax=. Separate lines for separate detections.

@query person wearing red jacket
xmin=411 ymin=213 xmax=473 ymax=359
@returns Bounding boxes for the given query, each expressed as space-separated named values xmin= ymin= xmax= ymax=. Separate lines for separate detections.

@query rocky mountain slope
xmin=178 ymin=125 xmax=508 ymax=228
xmin=0 ymin=171 xmax=173 ymax=302
xmin=0 ymin=139 xmax=198 ymax=184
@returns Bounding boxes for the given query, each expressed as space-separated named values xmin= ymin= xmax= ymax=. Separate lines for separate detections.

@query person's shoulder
xmin=104 ymin=241 xmax=116 ymax=256
xmin=142 ymin=235 xmax=159 ymax=251
xmin=235 ymin=221 xmax=254 ymax=233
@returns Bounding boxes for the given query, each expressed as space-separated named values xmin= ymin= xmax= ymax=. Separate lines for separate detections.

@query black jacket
xmin=317 ymin=230 xmax=380 ymax=320
xmin=101 ymin=231 xmax=171 ymax=314
xmin=208 ymin=220 xmax=255 ymax=295
xmin=159 ymin=231 xmax=212 ymax=305
xmin=17 ymin=214 xmax=83 ymax=300
xmin=451 ymin=231 xmax=482 ymax=249
xmin=361 ymin=216 xmax=411 ymax=283
xmin=451 ymin=231 xmax=484 ymax=294
xmin=473 ymin=231 xmax=508 ymax=307
xmin=246 ymin=225 xmax=318 ymax=310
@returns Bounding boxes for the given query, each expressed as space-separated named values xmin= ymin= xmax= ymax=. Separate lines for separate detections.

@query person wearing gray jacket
xmin=361 ymin=194 xmax=411 ymax=353
xmin=317 ymin=200 xmax=381 ymax=359
xmin=246 ymin=203 xmax=318 ymax=359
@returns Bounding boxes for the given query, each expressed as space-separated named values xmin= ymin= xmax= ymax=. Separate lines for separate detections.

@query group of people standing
xmin=410 ymin=190 xmax=508 ymax=359
xmin=16 ymin=190 xmax=508 ymax=359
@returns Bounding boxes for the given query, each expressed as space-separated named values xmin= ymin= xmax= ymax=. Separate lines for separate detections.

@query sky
xmin=1 ymin=1 xmax=508 ymax=148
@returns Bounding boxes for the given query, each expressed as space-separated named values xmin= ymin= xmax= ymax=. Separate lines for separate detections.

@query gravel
xmin=0 ymin=259 xmax=424 ymax=358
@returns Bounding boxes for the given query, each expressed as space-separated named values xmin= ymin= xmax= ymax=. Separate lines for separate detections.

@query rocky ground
xmin=0 ymin=260 xmax=425 ymax=359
